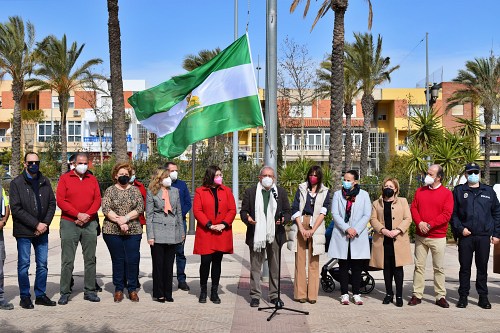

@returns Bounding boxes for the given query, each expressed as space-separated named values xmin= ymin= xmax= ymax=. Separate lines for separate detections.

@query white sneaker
xmin=353 ymin=294 xmax=363 ymax=305
xmin=340 ymin=294 xmax=350 ymax=305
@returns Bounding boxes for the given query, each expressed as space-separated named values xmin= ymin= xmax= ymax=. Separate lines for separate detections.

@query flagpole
xmin=265 ymin=0 xmax=278 ymax=176
xmin=232 ymin=0 xmax=239 ymax=208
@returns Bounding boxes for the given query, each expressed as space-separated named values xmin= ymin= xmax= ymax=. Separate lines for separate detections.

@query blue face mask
xmin=467 ymin=173 xmax=480 ymax=184
xmin=27 ymin=163 xmax=39 ymax=174
xmin=342 ymin=180 xmax=353 ymax=190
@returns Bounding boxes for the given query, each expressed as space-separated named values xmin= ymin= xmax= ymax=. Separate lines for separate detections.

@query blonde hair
xmin=111 ymin=163 xmax=133 ymax=183
xmin=381 ymin=177 xmax=400 ymax=197
xmin=148 ymin=167 xmax=169 ymax=195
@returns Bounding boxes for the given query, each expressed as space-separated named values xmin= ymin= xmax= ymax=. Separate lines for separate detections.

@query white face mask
xmin=129 ymin=175 xmax=136 ymax=184
xmin=261 ymin=176 xmax=274 ymax=188
xmin=162 ymin=177 xmax=172 ymax=187
xmin=69 ymin=164 xmax=76 ymax=170
xmin=424 ymin=175 xmax=435 ymax=186
xmin=169 ymin=171 xmax=178 ymax=181
xmin=75 ymin=164 xmax=88 ymax=174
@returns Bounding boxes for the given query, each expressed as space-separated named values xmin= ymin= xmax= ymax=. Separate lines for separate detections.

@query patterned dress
xmin=102 ymin=185 xmax=144 ymax=235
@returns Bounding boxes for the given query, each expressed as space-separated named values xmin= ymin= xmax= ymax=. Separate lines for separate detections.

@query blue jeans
xmin=175 ymin=219 xmax=187 ymax=283
xmin=103 ymin=233 xmax=142 ymax=293
xmin=17 ymin=233 xmax=49 ymax=298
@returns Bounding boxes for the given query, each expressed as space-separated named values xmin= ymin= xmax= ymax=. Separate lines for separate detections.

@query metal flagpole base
xmin=258 ymin=300 xmax=309 ymax=321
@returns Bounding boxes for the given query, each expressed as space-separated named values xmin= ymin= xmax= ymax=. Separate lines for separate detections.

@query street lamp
xmin=425 ymin=83 xmax=440 ymax=108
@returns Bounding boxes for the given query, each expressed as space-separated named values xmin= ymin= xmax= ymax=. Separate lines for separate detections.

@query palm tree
xmin=409 ymin=108 xmax=443 ymax=149
xmin=0 ymin=16 xmax=36 ymax=177
xmin=107 ymin=0 xmax=128 ymax=162
xmin=447 ymin=55 xmax=500 ymax=184
xmin=26 ymin=35 xmax=103 ymax=174
xmin=316 ymin=53 xmax=360 ymax=171
xmin=182 ymin=48 xmax=221 ymax=71
xmin=290 ymin=0 xmax=372 ymax=187
xmin=345 ymin=32 xmax=399 ymax=177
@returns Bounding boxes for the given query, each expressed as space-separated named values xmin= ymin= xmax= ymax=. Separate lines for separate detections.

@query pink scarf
xmin=162 ymin=188 xmax=172 ymax=214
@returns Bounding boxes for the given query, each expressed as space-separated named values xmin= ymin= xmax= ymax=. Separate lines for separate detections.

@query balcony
xmin=481 ymin=144 xmax=500 ymax=156
xmin=83 ymin=135 xmax=132 ymax=143
xmin=83 ymin=135 xmax=133 ymax=153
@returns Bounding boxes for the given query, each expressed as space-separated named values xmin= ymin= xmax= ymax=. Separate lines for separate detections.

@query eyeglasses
xmin=467 ymin=170 xmax=479 ymax=175
xmin=77 ymin=163 xmax=88 ymax=165
xmin=26 ymin=161 xmax=40 ymax=165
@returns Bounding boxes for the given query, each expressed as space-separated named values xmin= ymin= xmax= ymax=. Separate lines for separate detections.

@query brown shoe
xmin=114 ymin=291 xmax=124 ymax=303
xmin=408 ymin=296 xmax=421 ymax=306
xmin=435 ymin=297 xmax=449 ymax=308
xmin=129 ymin=291 xmax=139 ymax=302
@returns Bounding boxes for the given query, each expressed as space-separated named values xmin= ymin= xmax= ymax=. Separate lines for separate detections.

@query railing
xmin=480 ymin=144 xmax=500 ymax=156
xmin=84 ymin=135 xmax=132 ymax=143
xmin=397 ymin=145 xmax=409 ymax=151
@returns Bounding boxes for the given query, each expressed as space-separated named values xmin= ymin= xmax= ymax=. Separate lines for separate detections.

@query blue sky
xmin=2 ymin=0 xmax=500 ymax=89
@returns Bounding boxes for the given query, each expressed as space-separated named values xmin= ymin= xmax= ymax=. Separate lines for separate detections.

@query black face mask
xmin=383 ymin=188 xmax=395 ymax=198
xmin=27 ymin=164 xmax=39 ymax=174
xmin=117 ymin=175 xmax=130 ymax=185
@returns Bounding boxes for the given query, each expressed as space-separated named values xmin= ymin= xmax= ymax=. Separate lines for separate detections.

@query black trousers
xmin=383 ymin=243 xmax=404 ymax=297
xmin=200 ymin=252 xmax=224 ymax=289
xmin=151 ymin=243 xmax=177 ymax=299
xmin=458 ymin=235 xmax=490 ymax=297
xmin=339 ymin=246 xmax=364 ymax=295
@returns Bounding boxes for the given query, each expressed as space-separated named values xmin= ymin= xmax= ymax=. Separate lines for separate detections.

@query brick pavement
xmin=1 ymin=231 xmax=500 ymax=332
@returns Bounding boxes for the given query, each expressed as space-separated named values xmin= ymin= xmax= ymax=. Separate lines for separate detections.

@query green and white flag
xmin=128 ymin=34 xmax=264 ymax=158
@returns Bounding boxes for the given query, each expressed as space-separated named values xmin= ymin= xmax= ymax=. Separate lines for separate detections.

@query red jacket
xmin=56 ymin=171 xmax=102 ymax=222
xmin=193 ymin=185 xmax=236 ymax=255
xmin=410 ymin=185 xmax=454 ymax=238
xmin=133 ymin=180 xmax=147 ymax=225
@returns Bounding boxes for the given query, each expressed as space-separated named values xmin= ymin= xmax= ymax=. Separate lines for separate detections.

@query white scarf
xmin=253 ymin=182 xmax=278 ymax=252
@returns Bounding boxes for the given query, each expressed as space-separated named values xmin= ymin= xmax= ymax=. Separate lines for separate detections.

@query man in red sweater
xmin=408 ymin=164 xmax=454 ymax=308
xmin=56 ymin=152 xmax=102 ymax=305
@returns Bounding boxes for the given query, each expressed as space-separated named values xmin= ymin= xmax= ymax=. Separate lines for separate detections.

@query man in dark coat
xmin=10 ymin=152 xmax=57 ymax=309
xmin=240 ymin=166 xmax=291 ymax=308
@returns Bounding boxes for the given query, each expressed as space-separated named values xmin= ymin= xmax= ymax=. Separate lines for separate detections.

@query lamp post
xmin=256 ymin=55 xmax=262 ymax=165
xmin=424 ymin=83 xmax=440 ymax=109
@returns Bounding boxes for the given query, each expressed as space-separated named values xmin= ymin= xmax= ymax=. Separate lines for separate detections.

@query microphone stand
xmin=258 ymin=189 xmax=309 ymax=321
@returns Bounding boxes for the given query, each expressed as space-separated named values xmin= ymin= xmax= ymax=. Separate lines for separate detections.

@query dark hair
xmin=24 ymin=151 xmax=39 ymax=161
xmin=68 ymin=154 xmax=76 ymax=163
xmin=202 ymin=165 xmax=221 ymax=187
xmin=346 ymin=169 xmax=359 ymax=181
xmin=306 ymin=165 xmax=323 ymax=192
xmin=165 ymin=161 xmax=177 ymax=169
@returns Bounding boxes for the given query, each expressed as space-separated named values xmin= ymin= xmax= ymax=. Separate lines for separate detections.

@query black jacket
xmin=10 ymin=170 xmax=56 ymax=238
xmin=240 ymin=185 xmax=291 ymax=247
xmin=451 ymin=183 xmax=500 ymax=238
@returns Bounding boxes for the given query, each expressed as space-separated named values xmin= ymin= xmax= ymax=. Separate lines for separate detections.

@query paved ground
xmin=1 ymin=228 xmax=500 ymax=332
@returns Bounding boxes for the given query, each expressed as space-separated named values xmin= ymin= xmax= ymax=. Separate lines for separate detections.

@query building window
xmin=344 ymin=104 xmax=357 ymax=118
xmin=38 ymin=121 xmax=60 ymax=142
xmin=289 ymin=105 xmax=312 ymax=118
xmin=27 ymin=99 xmax=36 ymax=110
xmin=450 ymin=104 xmax=464 ymax=116
xmin=52 ymin=96 xmax=75 ymax=109
xmin=407 ymin=104 xmax=426 ymax=117
xmin=68 ymin=121 xmax=81 ymax=142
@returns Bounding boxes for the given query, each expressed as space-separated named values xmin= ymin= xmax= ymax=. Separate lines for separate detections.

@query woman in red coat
xmin=193 ymin=165 xmax=236 ymax=304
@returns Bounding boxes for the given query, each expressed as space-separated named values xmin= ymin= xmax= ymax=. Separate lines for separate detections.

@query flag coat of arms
xmin=128 ymin=34 xmax=264 ymax=158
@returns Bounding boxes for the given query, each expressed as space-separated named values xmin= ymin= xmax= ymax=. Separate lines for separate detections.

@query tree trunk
xmin=344 ymin=103 xmax=353 ymax=171
xmin=59 ymin=95 xmax=68 ymax=175
xmin=107 ymin=0 xmax=128 ymax=162
xmin=329 ymin=1 xmax=348 ymax=189
xmin=10 ymin=81 xmax=23 ymax=177
xmin=484 ymin=109 xmax=492 ymax=185
xmin=360 ymin=93 xmax=374 ymax=178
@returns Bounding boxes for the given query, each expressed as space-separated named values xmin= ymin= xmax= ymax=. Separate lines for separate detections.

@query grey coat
xmin=146 ymin=187 xmax=184 ymax=244
xmin=328 ymin=188 xmax=371 ymax=260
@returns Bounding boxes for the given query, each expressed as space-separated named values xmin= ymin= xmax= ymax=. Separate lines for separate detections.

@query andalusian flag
xmin=128 ymin=34 xmax=264 ymax=158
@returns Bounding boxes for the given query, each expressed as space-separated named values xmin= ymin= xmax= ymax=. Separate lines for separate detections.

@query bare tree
xmin=279 ymin=37 xmax=317 ymax=159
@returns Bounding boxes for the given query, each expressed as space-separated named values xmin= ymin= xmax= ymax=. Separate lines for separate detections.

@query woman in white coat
xmin=328 ymin=170 xmax=371 ymax=305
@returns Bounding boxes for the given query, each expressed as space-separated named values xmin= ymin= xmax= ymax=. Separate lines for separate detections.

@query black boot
xmin=210 ymin=285 xmax=221 ymax=304
xmin=199 ymin=284 xmax=207 ymax=303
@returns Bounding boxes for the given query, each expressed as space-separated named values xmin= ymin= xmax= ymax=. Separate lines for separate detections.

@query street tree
xmin=0 ymin=16 xmax=36 ymax=177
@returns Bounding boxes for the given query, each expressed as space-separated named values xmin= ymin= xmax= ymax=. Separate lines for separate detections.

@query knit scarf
xmin=342 ymin=184 xmax=360 ymax=223
xmin=253 ymin=182 xmax=277 ymax=252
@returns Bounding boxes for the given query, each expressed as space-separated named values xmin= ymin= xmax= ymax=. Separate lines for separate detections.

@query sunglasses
xmin=467 ymin=170 xmax=479 ymax=175
xmin=26 ymin=161 xmax=40 ymax=165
